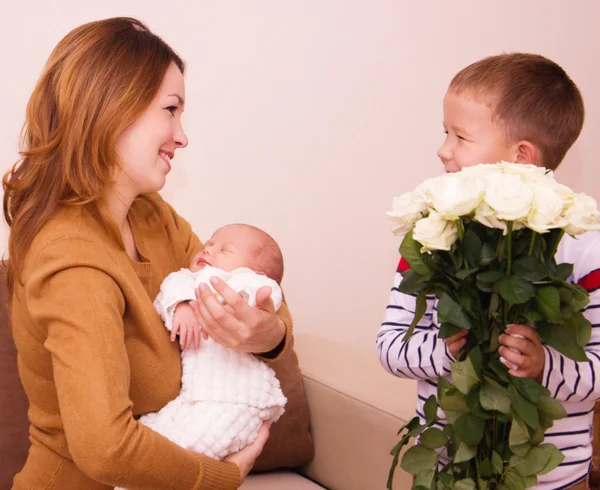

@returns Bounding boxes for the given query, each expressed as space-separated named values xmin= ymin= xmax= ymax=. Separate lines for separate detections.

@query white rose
xmin=386 ymin=190 xmax=428 ymax=236
xmin=473 ymin=202 xmax=509 ymax=234
xmin=413 ymin=211 xmax=458 ymax=252
xmin=419 ymin=173 xmax=484 ymax=220
xmin=498 ymin=161 xmax=549 ymax=183
xmin=483 ymin=173 xmax=534 ymax=221
xmin=459 ymin=163 xmax=503 ymax=179
xmin=526 ymin=184 xmax=568 ymax=234
xmin=562 ymin=194 xmax=600 ymax=236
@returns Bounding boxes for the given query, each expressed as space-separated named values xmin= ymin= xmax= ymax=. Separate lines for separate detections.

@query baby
xmin=140 ymin=224 xmax=287 ymax=461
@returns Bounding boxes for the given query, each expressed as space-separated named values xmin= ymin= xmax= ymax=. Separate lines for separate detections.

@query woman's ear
xmin=514 ymin=140 xmax=540 ymax=166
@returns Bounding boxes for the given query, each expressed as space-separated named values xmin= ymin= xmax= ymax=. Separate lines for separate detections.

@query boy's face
xmin=190 ymin=226 xmax=261 ymax=273
xmin=438 ymin=90 xmax=517 ymax=173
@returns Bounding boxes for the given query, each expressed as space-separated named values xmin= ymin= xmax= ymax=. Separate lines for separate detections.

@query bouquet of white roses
xmin=386 ymin=162 xmax=600 ymax=490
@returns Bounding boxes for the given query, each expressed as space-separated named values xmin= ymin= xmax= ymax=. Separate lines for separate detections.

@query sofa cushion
xmin=242 ymin=471 xmax=325 ymax=489
xmin=251 ymin=336 xmax=315 ymax=471
xmin=0 ymin=264 xmax=30 ymax=488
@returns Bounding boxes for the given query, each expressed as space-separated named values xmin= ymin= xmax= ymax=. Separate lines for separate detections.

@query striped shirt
xmin=377 ymin=231 xmax=600 ymax=490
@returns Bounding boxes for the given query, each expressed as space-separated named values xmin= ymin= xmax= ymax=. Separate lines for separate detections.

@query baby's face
xmin=190 ymin=226 xmax=260 ymax=273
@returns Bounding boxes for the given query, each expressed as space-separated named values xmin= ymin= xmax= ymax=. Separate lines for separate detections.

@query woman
xmin=3 ymin=17 xmax=294 ymax=489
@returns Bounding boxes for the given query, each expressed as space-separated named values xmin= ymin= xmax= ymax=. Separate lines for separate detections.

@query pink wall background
xmin=2 ymin=1 xmax=599 ymax=352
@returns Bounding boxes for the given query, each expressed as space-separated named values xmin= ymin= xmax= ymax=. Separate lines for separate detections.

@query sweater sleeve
xmin=541 ymin=232 xmax=600 ymax=403
xmin=26 ymin=241 xmax=241 ymax=489
xmin=377 ymin=258 xmax=454 ymax=381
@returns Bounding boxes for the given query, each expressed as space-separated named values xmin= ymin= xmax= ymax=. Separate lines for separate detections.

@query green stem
xmin=528 ymin=232 xmax=536 ymax=256
xmin=506 ymin=222 xmax=513 ymax=276
xmin=549 ymin=229 xmax=565 ymax=260
xmin=457 ymin=219 xmax=464 ymax=239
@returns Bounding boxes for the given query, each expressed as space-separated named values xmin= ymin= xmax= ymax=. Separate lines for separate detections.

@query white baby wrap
xmin=120 ymin=266 xmax=286 ymax=489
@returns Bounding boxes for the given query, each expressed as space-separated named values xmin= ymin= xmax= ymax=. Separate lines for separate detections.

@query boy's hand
xmin=444 ymin=329 xmax=469 ymax=359
xmin=498 ymin=324 xmax=545 ymax=382
xmin=172 ymin=302 xmax=204 ymax=350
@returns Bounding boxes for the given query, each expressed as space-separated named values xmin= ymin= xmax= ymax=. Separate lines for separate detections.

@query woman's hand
xmin=225 ymin=423 xmax=271 ymax=480
xmin=192 ymin=277 xmax=286 ymax=353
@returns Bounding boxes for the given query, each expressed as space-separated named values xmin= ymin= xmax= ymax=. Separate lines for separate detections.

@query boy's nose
xmin=437 ymin=142 xmax=452 ymax=162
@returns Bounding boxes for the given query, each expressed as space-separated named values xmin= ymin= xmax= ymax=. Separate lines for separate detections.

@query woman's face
xmin=115 ymin=62 xmax=188 ymax=197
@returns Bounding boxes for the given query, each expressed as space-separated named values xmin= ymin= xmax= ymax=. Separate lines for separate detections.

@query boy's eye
xmin=457 ymin=135 xmax=467 ymax=141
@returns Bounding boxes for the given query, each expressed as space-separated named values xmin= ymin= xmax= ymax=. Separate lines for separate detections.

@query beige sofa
xmin=242 ymin=333 xmax=417 ymax=490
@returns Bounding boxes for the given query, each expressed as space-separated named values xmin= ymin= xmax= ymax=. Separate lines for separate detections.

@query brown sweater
xmin=9 ymin=194 xmax=293 ymax=490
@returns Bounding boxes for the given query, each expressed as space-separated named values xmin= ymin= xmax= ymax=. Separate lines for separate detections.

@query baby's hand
xmin=498 ymin=324 xmax=545 ymax=382
xmin=444 ymin=329 xmax=469 ymax=359
xmin=172 ymin=302 xmax=204 ymax=350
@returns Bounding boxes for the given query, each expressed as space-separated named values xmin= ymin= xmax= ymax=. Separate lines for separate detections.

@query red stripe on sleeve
xmin=577 ymin=268 xmax=600 ymax=292
xmin=397 ymin=257 xmax=410 ymax=273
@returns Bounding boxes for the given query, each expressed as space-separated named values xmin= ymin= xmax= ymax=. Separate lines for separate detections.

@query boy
xmin=377 ymin=53 xmax=599 ymax=490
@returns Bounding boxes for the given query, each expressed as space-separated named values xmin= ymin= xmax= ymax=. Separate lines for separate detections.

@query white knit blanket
xmin=115 ymin=267 xmax=286 ymax=489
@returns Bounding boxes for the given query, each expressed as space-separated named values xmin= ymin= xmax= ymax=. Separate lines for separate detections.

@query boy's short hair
xmin=449 ymin=53 xmax=584 ymax=170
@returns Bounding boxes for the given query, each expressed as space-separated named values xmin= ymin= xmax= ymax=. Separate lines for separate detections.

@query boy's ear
xmin=514 ymin=141 xmax=540 ymax=166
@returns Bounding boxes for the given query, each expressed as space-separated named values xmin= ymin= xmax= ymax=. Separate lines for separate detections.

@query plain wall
xmin=2 ymin=1 xmax=599 ymax=354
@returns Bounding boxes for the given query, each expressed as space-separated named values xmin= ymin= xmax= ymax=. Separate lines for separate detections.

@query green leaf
xmin=536 ymin=287 xmax=561 ymax=321
xmin=522 ymin=476 xmax=537 ymax=488
xmin=400 ymin=232 xmax=431 ymax=276
xmin=451 ymin=357 xmax=480 ymax=395
xmin=510 ymin=376 xmax=549 ymax=405
xmin=454 ymin=442 xmax=477 ymax=463
xmin=456 ymin=268 xmax=479 ymax=280
xmin=438 ymin=293 xmax=474 ymax=330
xmin=564 ymin=312 xmax=592 ymax=348
xmin=511 ymin=442 xmax=532 ymax=457
xmin=512 ymin=446 xmax=551 ymax=477
xmin=420 ymin=428 xmax=447 ymax=449
xmin=537 ymin=443 xmax=565 ymax=475
xmin=492 ymin=450 xmax=504 ymax=475
xmin=400 ymin=445 xmax=438 ymax=475
xmin=555 ymin=263 xmax=573 ymax=281
xmin=480 ymin=377 xmax=511 ymax=414
xmin=423 ymin=395 xmax=438 ymax=424
xmin=462 ymin=229 xmax=482 ymax=268
xmin=498 ymin=276 xmax=536 ymax=305
xmin=537 ymin=396 xmax=567 ymax=421
xmin=455 ymin=478 xmax=477 ymax=490
xmin=477 ymin=269 xmax=505 ymax=284
xmin=512 ymin=256 xmax=548 ymax=282
xmin=414 ymin=470 xmax=435 ymax=490
xmin=468 ymin=346 xmax=484 ymax=377
xmin=454 ymin=412 xmax=485 ymax=446
xmin=399 ymin=268 xmax=428 ymax=295
xmin=537 ymin=321 xmax=589 ymax=362
xmin=403 ymin=290 xmax=429 ymax=341
xmin=438 ymin=377 xmax=469 ymax=413
xmin=508 ymin=385 xmax=539 ymax=429
xmin=480 ymin=241 xmax=496 ymax=266
xmin=439 ymin=322 xmax=462 ymax=339
xmin=488 ymin=358 xmax=510 ymax=383
xmin=509 ymin=416 xmax=529 ymax=447
xmin=504 ymin=469 xmax=526 ymax=490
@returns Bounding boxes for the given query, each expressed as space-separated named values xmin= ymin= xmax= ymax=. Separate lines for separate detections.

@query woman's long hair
xmin=3 ymin=17 xmax=185 ymax=291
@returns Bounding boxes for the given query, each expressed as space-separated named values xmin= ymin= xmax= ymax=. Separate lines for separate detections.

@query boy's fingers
xmin=505 ymin=324 xmax=540 ymax=344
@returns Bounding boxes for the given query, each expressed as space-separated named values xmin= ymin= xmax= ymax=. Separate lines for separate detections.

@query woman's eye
xmin=166 ymin=106 xmax=177 ymax=115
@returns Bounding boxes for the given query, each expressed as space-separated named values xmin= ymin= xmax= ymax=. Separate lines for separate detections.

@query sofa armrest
xmin=294 ymin=333 xmax=416 ymax=490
